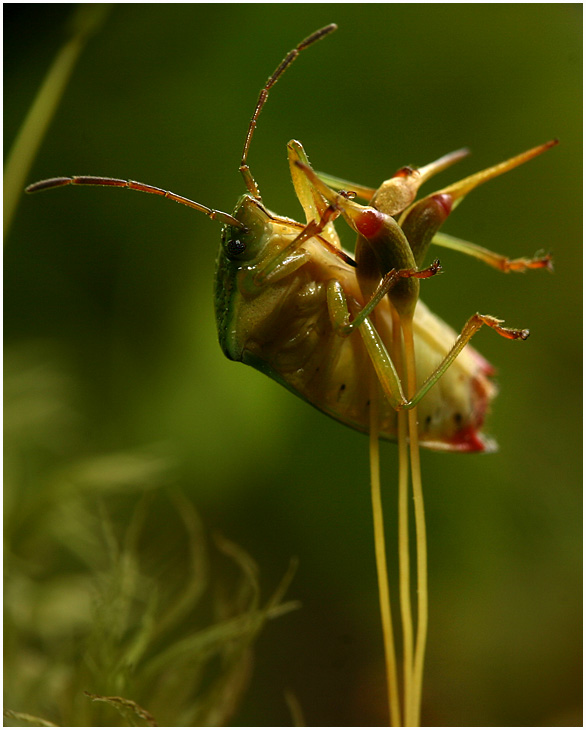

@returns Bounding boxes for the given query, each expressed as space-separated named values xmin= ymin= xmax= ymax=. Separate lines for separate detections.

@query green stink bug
xmin=25 ymin=24 xmax=554 ymax=453
xmin=25 ymin=23 xmax=556 ymax=727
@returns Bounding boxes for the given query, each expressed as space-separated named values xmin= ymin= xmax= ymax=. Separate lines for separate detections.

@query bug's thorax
xmin=214 ymin=196 xmax=358 ymax=366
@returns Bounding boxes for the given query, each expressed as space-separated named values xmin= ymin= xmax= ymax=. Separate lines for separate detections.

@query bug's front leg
xmin=245 ymin=203 xmax=352 ymax=293
xmin=287 ymin=140 xmax=343 ymax=250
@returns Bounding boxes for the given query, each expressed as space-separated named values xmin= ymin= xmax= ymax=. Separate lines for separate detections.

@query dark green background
xmin=5 ymin=4 xmax=582 ymax=726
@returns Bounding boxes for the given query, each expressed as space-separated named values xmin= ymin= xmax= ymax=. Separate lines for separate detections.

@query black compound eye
xmin=226 ymin=238 xmax=247 ymax=258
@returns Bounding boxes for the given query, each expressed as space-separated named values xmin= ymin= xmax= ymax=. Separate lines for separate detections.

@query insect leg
xmin=360 ymin=317 xmax=408 ymax=409
xmin=287 ymin=140 xmax=342 ymax=249
xmin=324 ymin=280 xmax=409 ymax=409
xmin=432 ymin=231 xmax=553 ymax=273
xmin=399 ymin=313 xmax=530 ymax=410
xmin=250 ymin=204 xmax=351 ymax=289
xmin=326 ymin=260 xmax=442 ymax=337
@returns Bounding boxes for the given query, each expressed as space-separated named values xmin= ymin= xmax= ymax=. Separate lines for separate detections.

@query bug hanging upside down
xmin=26 ymin=70 xmax=555 ymax=453
xmin=26 ymin=22 xmax=556 ymax=728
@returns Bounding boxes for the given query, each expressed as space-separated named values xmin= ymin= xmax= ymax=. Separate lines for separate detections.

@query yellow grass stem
xmin=369 ymin=369 xmax=401 ymax=727
xmin=391 ymin=308 xmax=414 ymax=722
xmin=402 ymin=317 xmax=429 ymax=727
xmin=3 ymin=5 xmax=110 ymax=241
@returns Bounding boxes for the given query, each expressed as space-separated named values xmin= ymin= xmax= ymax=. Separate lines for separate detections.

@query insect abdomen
xmin=223 ymin=248 xmax=497 ymax=453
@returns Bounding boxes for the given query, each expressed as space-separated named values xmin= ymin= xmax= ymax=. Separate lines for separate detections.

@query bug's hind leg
xmin=326 ymin=285 xmax=529 ymax=413
xmin=432 ymin=231 xmax=553 ymax=273
xmin=400 ymin=313 xmax=530 ymax=410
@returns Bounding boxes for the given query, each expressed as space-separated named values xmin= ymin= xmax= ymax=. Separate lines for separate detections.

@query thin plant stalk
xmin=391 ymin=308 xmax=415 ymax=723
xmin=369 ymin=366 xmax=401 ymax=727
xmin=402 ymin=318 xmax=429 ymax=727
xmin=3 ymin=4 xmax=110 ymax=240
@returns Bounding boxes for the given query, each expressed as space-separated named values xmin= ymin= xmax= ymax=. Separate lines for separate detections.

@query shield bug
xmin=26 ymin=23 xmax=555 ymax=727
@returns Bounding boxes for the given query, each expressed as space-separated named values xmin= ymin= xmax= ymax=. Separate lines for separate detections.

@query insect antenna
xmin=25 ymin=175 xmax=246 ymax=229
xmin=239 ymin=24 xmax=337 ymax=201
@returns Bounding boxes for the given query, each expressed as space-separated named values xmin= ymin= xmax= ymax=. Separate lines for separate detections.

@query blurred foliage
xmin=5 ymin=347 xmax=298 ymax=726
xmin=4 ymin=4 xmax=111 ymax=238
xmin=4 ymin=4 xmax=582 ymax=727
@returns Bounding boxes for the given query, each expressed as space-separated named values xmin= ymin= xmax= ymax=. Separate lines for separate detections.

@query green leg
xmin=325 ymin=281 xmax=407 ymax=408
xmin=400 ymin=312 xmax=530 ymax=410
xmin=327 ymin=282 xmax=528 ymax=412
xmin=287 ymin=140 xmax=343 ymax=251
xmin=326 ymin=261 xmax=441 ymax=409
xmin=326 ymin=260 xmax=442 ymax=337
xmin=243 ymin=189 xmax=361 ymax=295
xmin=241 ymin=249 xmax=311 ymax=295
xmin=247 ymin=204 xmax=343 ymax=291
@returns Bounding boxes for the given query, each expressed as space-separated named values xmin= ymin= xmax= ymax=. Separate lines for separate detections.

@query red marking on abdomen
xmin=448 ymin=425 xmax=488 ymax=453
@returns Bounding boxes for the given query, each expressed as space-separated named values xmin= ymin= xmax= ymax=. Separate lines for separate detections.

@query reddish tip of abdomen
xmin=448 ymin=368 xmax=500 ymax=452
xmin=448 ymin=425 xmax=493 ymax=453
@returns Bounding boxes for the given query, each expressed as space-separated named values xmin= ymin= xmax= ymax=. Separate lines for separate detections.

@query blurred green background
xmin=4 ymin=4 xmax=582 ymax=727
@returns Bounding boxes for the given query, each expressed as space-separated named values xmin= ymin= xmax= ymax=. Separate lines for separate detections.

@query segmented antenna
xmin=25 ymin=175 xmax=247 ymax=229
xmin=25 ymin=25 xmax=339 ymax=228
xmin=239 ymin=24 xmax=337 ymax=200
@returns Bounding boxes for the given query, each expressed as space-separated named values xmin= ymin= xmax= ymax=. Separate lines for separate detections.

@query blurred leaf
xmin=4 ymin=4 xmax=111 ymax=238
xmin=84 ymin=692 xmax=157 ymax=727
xmin=3 ymin=710 xmax=58 ymax=727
